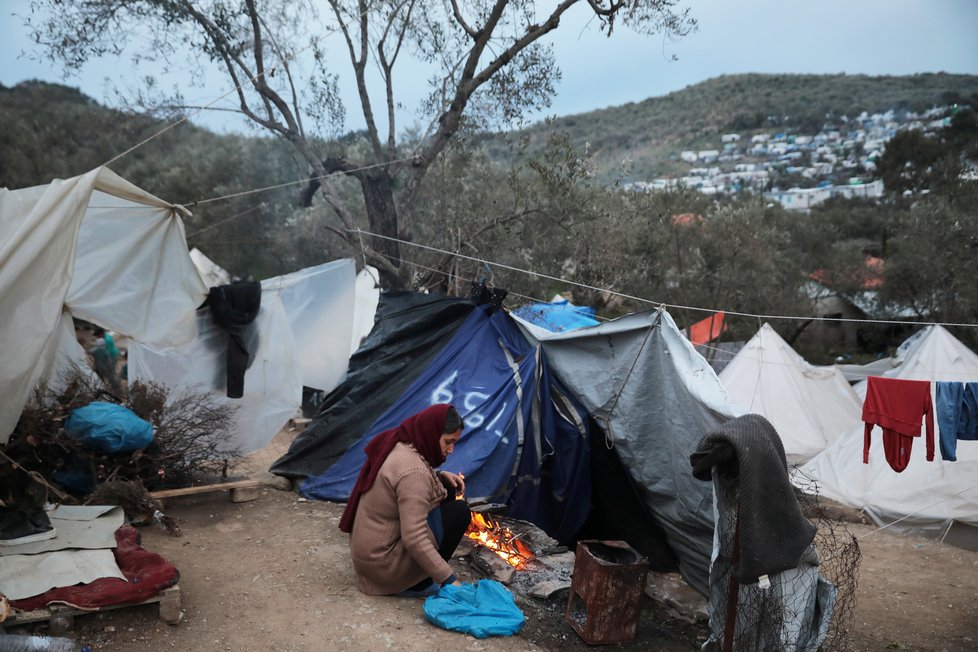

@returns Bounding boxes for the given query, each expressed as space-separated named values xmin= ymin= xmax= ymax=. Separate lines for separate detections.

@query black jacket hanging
xmin=208 ymin=282 xmax=262 ymax=399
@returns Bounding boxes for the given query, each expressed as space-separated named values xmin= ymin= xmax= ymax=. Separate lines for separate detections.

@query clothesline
xmin=362 ymin=247 xmax=611 ymax=323
xmin=349 ymin=227 xmax=978 ymax=330
xmin=167 ymin=153 xmax=976 ymax=331
xmin=185 ymin=157 xmax=418 ymax=207
xmin=172 ymin=170 xmax=978 ymax=332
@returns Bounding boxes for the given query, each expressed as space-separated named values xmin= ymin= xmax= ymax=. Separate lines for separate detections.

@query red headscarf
xmin=339 ymin=404 xmax=453 ymax=533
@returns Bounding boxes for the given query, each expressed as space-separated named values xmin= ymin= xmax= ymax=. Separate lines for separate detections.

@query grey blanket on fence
xmin=690 ymin=413 xmax=816 ymax=583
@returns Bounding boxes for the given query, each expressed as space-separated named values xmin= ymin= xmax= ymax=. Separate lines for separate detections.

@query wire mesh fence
xmin=704 ymin=470 xmax=861 ymax=652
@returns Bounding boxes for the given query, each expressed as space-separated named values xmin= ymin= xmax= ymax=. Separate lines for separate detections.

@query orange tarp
xmin=688 ymin=312 xmax=726 ymax=346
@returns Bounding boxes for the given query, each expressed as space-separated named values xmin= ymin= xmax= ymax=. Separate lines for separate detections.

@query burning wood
xmin=465 ymin=511 xmax=535 ymax=568
xmin=461 ymin=512 xmax=575 ymax=598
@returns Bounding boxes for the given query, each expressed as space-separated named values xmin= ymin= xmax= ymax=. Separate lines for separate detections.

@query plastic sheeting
xmin=65 ymin=402 xmax=154 ymax=454
xmin=129 ymin=259 xmax=363 ymax=455
xmin=423 ymin=580 xmax=525 ymax=638
xmin=295 ymin=303 xmax=593 ymax=544
xmin=0 ymin=168 xmax=207 ymax=443
xmin=514 ymin=309 xmax=744 ymax=597
xmin=719 ymin=323 xmax=862 ymax=464
xmin=190 ymin=247 xmax=231 ymax=287
xmin=129 ymin=292 xmax=300 ymax=455
xmin=301 ymin=306 xmax=539 ymax=502
xmin=351 ymin=266 xmax=380 ymax=353
xmin=511 ymin=299 xmax=598 ymax=333
xmin=271 ymin=292 xmax=476 ymax=480
xmin=801 ymin=325 xmax=978 ymax=534
xmin=263 ymin=258 xmax=357 ymax=392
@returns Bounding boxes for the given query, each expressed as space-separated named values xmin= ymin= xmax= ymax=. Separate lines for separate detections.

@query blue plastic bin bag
xmin=423 ymin=579 xmax=525 ymax=638
xmin=65 ymin=402 xmax=154 ymax=453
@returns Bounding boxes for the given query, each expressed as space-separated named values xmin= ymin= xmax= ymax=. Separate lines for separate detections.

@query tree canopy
xmin=26 ymin=0 xmax=695 ymax=288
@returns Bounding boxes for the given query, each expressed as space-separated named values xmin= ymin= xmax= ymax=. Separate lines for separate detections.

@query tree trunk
xmin=360 ymin=168 xmax=407 ymax=290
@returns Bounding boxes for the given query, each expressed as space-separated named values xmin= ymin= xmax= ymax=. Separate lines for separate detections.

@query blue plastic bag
xmin=65 ymin=402 xmax=154 ymax=453
xmin=423 ymin=579 xmax=525 ymax=638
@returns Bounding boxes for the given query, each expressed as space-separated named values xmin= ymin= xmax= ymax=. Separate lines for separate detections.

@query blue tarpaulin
xmin=511 ymin=299 xmax=598 ymax=333
xmin=301 ymin=306 xmax=539 ymax=502
xmin=64 ymin=402 xmax=154 ymax=454
xmin=299 ymin=305 xmax=591 ymax=542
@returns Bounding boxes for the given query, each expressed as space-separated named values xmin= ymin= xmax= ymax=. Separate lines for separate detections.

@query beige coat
xmin=349 ymin=442 xmax=453 ymax=594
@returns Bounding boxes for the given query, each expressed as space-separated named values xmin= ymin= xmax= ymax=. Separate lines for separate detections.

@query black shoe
xmin=0 ymin=509 xmax=57 ymax=546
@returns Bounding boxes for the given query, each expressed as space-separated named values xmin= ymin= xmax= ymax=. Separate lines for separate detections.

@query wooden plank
xmin=2 ymin=585 xmax=181 ymax=630
xmin=149 ymin=479 xmax=260 ymax=500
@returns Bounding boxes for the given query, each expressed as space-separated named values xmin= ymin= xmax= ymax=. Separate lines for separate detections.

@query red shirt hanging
xmin=862 ymin=376 xmax=934 ymax=472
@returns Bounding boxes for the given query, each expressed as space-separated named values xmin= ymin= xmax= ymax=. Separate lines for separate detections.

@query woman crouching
xmin=339 ymin=403 xmax=471 ymax=595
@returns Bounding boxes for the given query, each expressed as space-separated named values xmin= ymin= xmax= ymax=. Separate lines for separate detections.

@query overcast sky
xmin=2 ymin=0 xmax=976 ymax=134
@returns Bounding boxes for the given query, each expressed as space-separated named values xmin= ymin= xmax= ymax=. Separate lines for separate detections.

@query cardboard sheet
xmin=0 ymin=547 xmax=125 ymax=601
xmin=0 ymin=505 xmax=123 ymax=556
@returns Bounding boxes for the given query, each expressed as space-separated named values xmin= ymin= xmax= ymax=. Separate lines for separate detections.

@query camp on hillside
xmin=273 ymin=292 xmax=746 ymax=596
xmin=801 ymin=325 xmax=978 ymax=548
xmin=719 ymin=322 xmax=862 ymax=464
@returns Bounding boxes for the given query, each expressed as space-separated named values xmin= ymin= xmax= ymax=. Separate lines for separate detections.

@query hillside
xmin=483 ymin=72 xmax=978 ymax=181
xmin=0 ymin=80 xmax=314 ymax=280
xmin=7 ymin=73 xmax=976 ymax=190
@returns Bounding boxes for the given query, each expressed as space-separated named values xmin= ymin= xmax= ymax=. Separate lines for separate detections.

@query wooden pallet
xmin=149 ymin=479 xmax=262 ymax=506
xmin=2 ymin=585 xmax=182 ymax=634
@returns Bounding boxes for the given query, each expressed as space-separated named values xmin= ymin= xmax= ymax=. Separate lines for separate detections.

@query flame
xmin=465 ymin=512 xmax=534 ymax=568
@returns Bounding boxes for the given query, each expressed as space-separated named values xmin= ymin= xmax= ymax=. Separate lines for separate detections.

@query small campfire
xmin=465 ymin=511 xmax=535 ymax=568
xmin=459 ymin=505 xmax=576 ymax=599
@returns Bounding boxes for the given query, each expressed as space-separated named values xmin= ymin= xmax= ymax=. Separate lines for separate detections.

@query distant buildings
xmin=624 ymin=104 xmax=957 ymax=210
xmin=763 ymin=179 xmax=884 ymax=211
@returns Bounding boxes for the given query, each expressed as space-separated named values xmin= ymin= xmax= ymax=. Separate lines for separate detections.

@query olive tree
xmin=26 ymin=0 xmax=695 ymax=288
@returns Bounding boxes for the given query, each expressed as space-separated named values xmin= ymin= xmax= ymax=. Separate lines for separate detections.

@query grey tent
xmin=514 ymin=308 xmax=744 ymax=594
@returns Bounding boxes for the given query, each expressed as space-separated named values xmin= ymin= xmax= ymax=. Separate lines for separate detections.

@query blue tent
xmin=298 ymin=304 xmax=593 ymax=543
xmin=275 ymin=293 xmax=743 ymax=595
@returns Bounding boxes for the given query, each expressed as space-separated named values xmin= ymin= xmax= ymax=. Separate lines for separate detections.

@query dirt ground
xmin=8 ymin=481 xmax=977 ymax=652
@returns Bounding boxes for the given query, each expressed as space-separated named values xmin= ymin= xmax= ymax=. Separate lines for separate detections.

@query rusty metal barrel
xmin=565 ymin=540 xmax=649 ymax=644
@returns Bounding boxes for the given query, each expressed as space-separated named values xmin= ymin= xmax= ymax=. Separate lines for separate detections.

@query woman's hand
xmin=438 ymin=470 xmax=465 ymax=496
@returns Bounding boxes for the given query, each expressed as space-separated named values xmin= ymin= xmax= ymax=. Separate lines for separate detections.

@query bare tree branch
xmin=449 ymin=0 xmax=479 ymax=38
xmin=400 ymin=0 xmax=578 ymax=218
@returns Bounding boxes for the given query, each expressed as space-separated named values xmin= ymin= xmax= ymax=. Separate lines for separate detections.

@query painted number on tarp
xmin=430 ymin=373 xmax=507 ymax=437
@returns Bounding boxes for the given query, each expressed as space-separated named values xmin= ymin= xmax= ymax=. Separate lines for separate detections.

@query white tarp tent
xmin=129 ymin=259 xmax=376 ymax=454
xmin=719 ymin=323 xmax=862 ymax=464
xmin=0 ymin=167 xmax=207 ymax=444
xmin=801 ymin=325 xmax=978 ymax=537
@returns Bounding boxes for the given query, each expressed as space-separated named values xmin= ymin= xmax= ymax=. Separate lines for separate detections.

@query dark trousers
xmin=408 ymin=499 xmax=470 ymax=590
xmin=436 ymin=498 xmax=471 ymax=561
